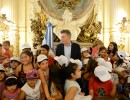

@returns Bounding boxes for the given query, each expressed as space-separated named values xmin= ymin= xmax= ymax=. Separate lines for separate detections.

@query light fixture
xmin=119 ymin=17 xmax=130 ymax=33
xmin=116 ymin=17 xmax=130 ymax=50
xmin=0 ymin=11 xmax=14 ymax=40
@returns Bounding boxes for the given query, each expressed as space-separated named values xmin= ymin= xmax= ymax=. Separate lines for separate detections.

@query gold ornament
xmin=55 ymin=0 xmax=81 ymax=10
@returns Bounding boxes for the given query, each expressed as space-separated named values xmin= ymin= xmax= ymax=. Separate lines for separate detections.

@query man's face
xmin=60 ymin=33 xmax=70 ymax=44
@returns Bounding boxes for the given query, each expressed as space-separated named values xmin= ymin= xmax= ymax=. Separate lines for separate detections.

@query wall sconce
xmin=116 ymin=17 xmax=130 ymax=50
xmin=0 ymin=12 xmax=14 ymax=40
xmin=119 ymin=17 xmax=130 ymax=33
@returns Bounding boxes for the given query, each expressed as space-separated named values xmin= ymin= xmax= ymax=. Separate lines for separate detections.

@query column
xmin=18 ymin=0 xmax=27 ymax=53
xmin=102 ymin=0 xmax=111 ymax=47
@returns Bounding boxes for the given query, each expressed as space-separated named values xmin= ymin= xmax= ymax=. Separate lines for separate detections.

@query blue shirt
xmin=64 ymin=43 xmax=71 ymax=60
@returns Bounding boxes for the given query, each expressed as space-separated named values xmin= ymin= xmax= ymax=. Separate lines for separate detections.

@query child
xmin=2 ymin=76 xmax=21 ymax=100
xmin=107 ymin=42 xmax=118 ymax=64
xmin=40 ymin=44 xmax=55 ymax=67
xmin=10 ymin=57 xmax=21 ymax=72
xmin=37 ymin=54 xmax=49 ymax=84
xmin=49 ymin=64 xmax=65 ymax=99
xmin=0 ymin=64 xmax=5 ymax=99
xmin=112 ymin=51 xmax=127 ymax=77
xmin=116 ymin=70 xmax=130 ymax=96
xmin=19 ymin=69 xmax=45 ymax=100
xmin=54 ymin=55 xmax=68 ymax=83
xmin=82 ymin=58 xmax=98 ymax=95
xmin=37 ymin=54 xmax=54 ymax=99
xmin=99 ymin=46 xmax=110 ymax=61
xmin=15 ymin=51 xmax=35 ymax=88
xmin=0 ymin=43 xmax=9 ymax=68
xmin=107 ymin=42 xmax=118 ymax=57
xmin=21 ymin=43 xmax=34 ymax=65
xmin=89 ymin=39 xmax=103 ymax=56
xmin=2 ymin=41 xmax=13 ymax=58
xmin=81 ymin=48 xmax=91 ymax=64
xmin=70 ymin=58 xmax=84 ymax=89
xmin=89 ymin=66 xmax=118 ymax=97
xmin=64 ymin=62 xmax=92 ymax=100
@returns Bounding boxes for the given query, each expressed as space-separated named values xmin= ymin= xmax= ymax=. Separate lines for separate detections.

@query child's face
xmin=73 ymin=66 xmax=81 ymax=79
xmin=10 ymin=61 xmax=19 ymax=69
xmin=108 ymin=43 xmax=114 ymax=50
xmin=0 ymin=71 xmax=5 ymax=81
xmin=2 ymin=43 xmax=10 ymax=50
xmin=39 ymin=60 xmax=48 ymax=70
xmin=6 ymin=85 xmax=17 ymax=92
xmin=20 ymin=53 xmax=31 ymax=65
xmin=82 ymin=51 xmax=89 ymax=58
xmin=99 ymin=49 xmax=107 ymax=58
xmin=27 ymin=79 xmax=38 ymax=88
xmin=40 ymin=48 xmax=48 ymax=56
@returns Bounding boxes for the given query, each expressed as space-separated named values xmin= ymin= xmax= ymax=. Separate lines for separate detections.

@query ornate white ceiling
xmin=39 ymin=0 xmax=94 ymax=20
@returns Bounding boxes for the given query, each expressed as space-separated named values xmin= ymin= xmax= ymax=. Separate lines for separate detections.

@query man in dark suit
xmin=56 ymin=29 xmax=81 ymax=60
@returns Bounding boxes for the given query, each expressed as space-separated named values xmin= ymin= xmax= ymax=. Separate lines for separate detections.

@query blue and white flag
xmin=42 ymin=22 xmax=54 ymax=50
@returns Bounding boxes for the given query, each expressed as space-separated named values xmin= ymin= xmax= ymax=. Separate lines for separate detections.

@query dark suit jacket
xmin=56 ymin=42 xmax=81 ymax=60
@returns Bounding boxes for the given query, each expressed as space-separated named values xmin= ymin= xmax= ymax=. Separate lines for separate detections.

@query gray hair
xmin=60 ymin=29 xmax=71 ymax=38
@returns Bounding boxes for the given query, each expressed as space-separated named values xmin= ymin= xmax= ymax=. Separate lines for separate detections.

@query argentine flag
xmin=42 ymin=22 xmax=54 ymax=50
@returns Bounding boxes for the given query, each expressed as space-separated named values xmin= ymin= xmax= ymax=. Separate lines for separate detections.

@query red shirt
xmin=89 ymin=76 xmax=113 ymax=96
xmin=48 ymin=56 xmax=54 ymax=67
xmin=5 ymin=88 xmax=20 ymax=100
xmin=3 ymin=50 xmax=11 ymax=58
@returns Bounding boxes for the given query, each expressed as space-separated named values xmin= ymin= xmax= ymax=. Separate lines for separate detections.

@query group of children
xmin=0 ymin=40 xmax=130 ymax=100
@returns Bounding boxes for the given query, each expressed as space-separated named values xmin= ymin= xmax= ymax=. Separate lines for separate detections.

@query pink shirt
xmin=91 ymin=48 xmax=99 ymax=56
xmin=5 ymin=88 xmax=20 ymax=100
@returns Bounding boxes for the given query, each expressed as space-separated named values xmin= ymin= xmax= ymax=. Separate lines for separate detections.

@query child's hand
xmin=112 ymin=68 xmax=115 ymax=72
xmin=48 ymin=97 xmax=55 ymax=100
xmin=79 ymin=92 xmax=85 ymax=96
